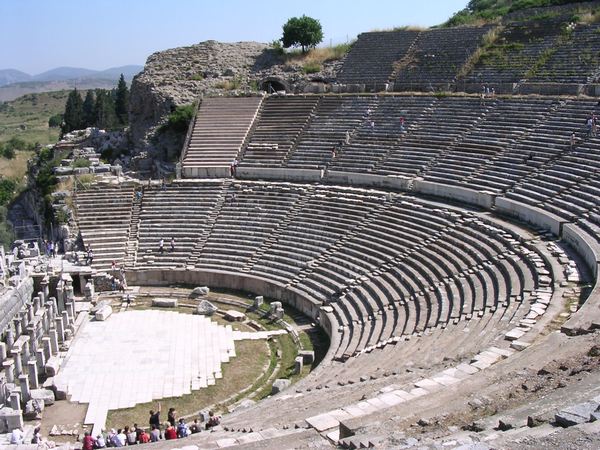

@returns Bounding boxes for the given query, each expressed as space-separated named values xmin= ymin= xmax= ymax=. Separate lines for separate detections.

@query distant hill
xmin=0 ymin=65 xmax=143 ymax=101
xmin=31 ymin=66 xmax=99 ymax=82
xmin=0 ymin=69 xmax=31 ymax=87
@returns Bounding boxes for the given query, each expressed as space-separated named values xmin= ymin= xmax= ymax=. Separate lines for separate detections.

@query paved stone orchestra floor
xmin=54 ymin=310 xmax=284 ymax=434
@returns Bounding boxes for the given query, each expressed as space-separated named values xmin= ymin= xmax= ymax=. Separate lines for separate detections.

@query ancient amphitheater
xmin=3 ymin=2 xmax=600 ymax=449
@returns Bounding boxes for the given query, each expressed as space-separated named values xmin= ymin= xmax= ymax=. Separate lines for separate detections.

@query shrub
xmin=160 ymin=103 xmax=196 ymax=133
xmin=0 ymin=179 xmax=17 ymax=206
xmin=72 ymin=158 xmax=91 ymax=168
xmin=303 ymin=62 xmax=322 ymax=74
xmin=48 ymin=113 xmax=63 ymax=128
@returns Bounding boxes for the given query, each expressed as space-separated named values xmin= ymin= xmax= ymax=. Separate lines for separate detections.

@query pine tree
xmin=114 ymin=74 xmax=129 ymax=126
xmin=61 ymin=88 xmax=83 ymax=134
xmin=82 ymin=90 xmax=95 ymax=128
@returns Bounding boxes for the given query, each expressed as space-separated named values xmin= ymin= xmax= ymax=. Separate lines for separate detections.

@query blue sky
xmin=0 ymin=0 xmax=469 ymax=74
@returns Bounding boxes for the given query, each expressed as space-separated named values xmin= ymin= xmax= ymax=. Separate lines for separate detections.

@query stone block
xmin=152 ymin=298 xmax=177 ymax=308
xmin=24 ymin=398 xmax=44 ymax=419
xmin=299 ymin=350 xmax=315 ymax=364
xmin=190 ymin=286 xmax=210 ymax=298
xmin=555 ymin=402 xmax=599 ymax=427
xmin=0 ymin=406 xmax=23 ymax=433
xmin=294 ymin=356 xmax=303 ymax=374
xmin=45 ymin=356 xmax=60 ymax=377
xmin=270 ymin=301 xmax=282 ymax=314
xmin=274 ymin=307 xmax=284 ymax=320
xmin=253 ymin=296 xmax=264 ymax=308
xmin=271 ymin=378 xmax=291 ymax=395
xmin=195 ymin=300 xmax=217 ymax=316
xmin=30 ymin=388 xmax=55 ymax=406
xmin=505 ymin=328 xmax=526 ymax=341
xmin=95 ymin=305 xmax=113 ymax=321
xmin=224 ymin=310 xmax=245 ymax=322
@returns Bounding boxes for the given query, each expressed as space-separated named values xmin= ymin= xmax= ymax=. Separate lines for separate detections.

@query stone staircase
xmin=182 ymin=96 xmax=263 ymax=178
xmin=123 ymin=187 xmax=142 ymax=267
xmin=187 ymin=181 xmax=232 ymax=266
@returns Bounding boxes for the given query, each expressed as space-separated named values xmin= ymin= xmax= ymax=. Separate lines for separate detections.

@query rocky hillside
xmin=129 ymin=40 xmax=341 ymax=156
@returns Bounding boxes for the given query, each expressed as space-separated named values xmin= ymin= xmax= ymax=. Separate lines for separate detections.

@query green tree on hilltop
xmin=114 ymin=74 xmax=129 ymax=126
xmin=281 ymin=15 xmax=323 ymax=53
xmin=61 ymin=88 xmax=83 ymax=134
xmin=82 ymin=90 xmax=96 ymax=128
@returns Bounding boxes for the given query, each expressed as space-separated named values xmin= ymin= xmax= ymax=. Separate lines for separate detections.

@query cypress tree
xmin=114 ymin=74 xmax=129 ymax=126
xmin=94 ymin=89 xmax=117 ymax=130
xmin=82 ymin=90 xmax=95 ymax=128
xmin=61 ymin=88 xmax=83 ymax=134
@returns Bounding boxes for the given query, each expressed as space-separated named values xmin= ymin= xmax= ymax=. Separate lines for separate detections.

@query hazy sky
xmin=1 ymin=0 xmax=469 ymax=74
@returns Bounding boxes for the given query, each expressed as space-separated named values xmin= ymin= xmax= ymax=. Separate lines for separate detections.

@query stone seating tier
xmin=337 ymin=30 xmax=420 ymax=86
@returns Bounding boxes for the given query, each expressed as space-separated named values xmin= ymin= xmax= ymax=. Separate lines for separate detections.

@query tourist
xmin=159 ymin=238 xmax=164 ymax=254
xmin=149 ymin=402 xmax=161 ymax=429
xmin=370 ymin=120 xmax=375 ymax=131
xmin=94 ymin=433 xmax=107 ymax=448
xmin=86 ymin=246 xmax=94 ymax=265
xmin=587 ymin=116 xmax=593 ymax=137
xmin=164 ymin=422 xmax=177 ymax=440
xmin=190 ymin=419 xmax=201 ymax=434
xmin=345 ymin=130 xmax=350 ymax=144
xmin=107 ymin=429 xmax=117 ymax=446
xmin=206 ymin=410 xmax=221 ymax=430
xmin=150 ymin=425 xmax=161 ymax=442
xmin=230 ymin=159 xmax=239 ymax=177
xmin=592 ymin=113 xmax=598 ymax=137
xmin=570 ymin=131 xmax=576 ymax=149
xmin=138 ymin=428 xmax=150 ymax=444
xmin=31 ymin=426 xmax=42 ymax=444
xmin=10 ymin=427 xmax=24 ymax=444
xmin=399 ymin=116 xmax=406 ymax=133
xmin=125 ymin=425 xmax=137 ymax=445
xmin=110 ymin=428 xmax=124 ymax=447
xmin=168 ymin=407 xmax=177 ymax=426
xmin=170 ymin=237 xmax=175 ymax=252
xmin=82 ymin=431 xmax=95 ymax=450
xmin=177 ymin=418 xmax=190 ymax=438
xmin=161 ymin=177 xmax=166 ymax=190
xmin=491 ymin=87 xmax=496 ymax=99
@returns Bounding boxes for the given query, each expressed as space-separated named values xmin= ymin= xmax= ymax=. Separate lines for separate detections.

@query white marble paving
xmin=54 ymin=310 xmax=282 ymax=435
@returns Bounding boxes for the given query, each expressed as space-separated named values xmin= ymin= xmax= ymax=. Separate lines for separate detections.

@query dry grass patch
xmin=0 ymin=150 xmax=32 ymax=180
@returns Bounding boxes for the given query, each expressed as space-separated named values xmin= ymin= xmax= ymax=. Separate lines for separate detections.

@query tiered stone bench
xmin=74 ymin=182 xmax=135 ymax=271
xmin=393 ymin=25 xmax=493 ymax=91
xmin=240 ymin=96 xmax=319 ymax=167
xmin=336 ymin=30 xmax=420 ymax=89
xmin=181 ymin=96 xmax=263 ymax=177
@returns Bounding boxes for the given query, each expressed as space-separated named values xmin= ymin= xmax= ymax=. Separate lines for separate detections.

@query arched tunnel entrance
xmin=260 ymin=77 xmax=289 ymax=94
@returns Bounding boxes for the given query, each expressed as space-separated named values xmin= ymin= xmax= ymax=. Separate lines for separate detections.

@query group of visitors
xmin=79 ymin=404 xmax=221 ymax=448
xmin=158 ymin=237 xmax=175 ymax=254
xmin=481 ymin=85 xmax=496 ymax=103
xmin=44 ymin=239 xmax=59 ymax=257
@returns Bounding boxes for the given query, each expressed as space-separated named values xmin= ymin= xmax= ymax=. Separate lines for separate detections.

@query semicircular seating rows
xmin=71 ymin=91 xmax=600 ymax=448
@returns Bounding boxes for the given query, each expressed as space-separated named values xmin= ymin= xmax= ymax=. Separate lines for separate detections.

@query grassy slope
xmin=0 ymin=90 xmax=72 ymax=146
xmin=444 ymin=0 xmax=591 ymax=26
